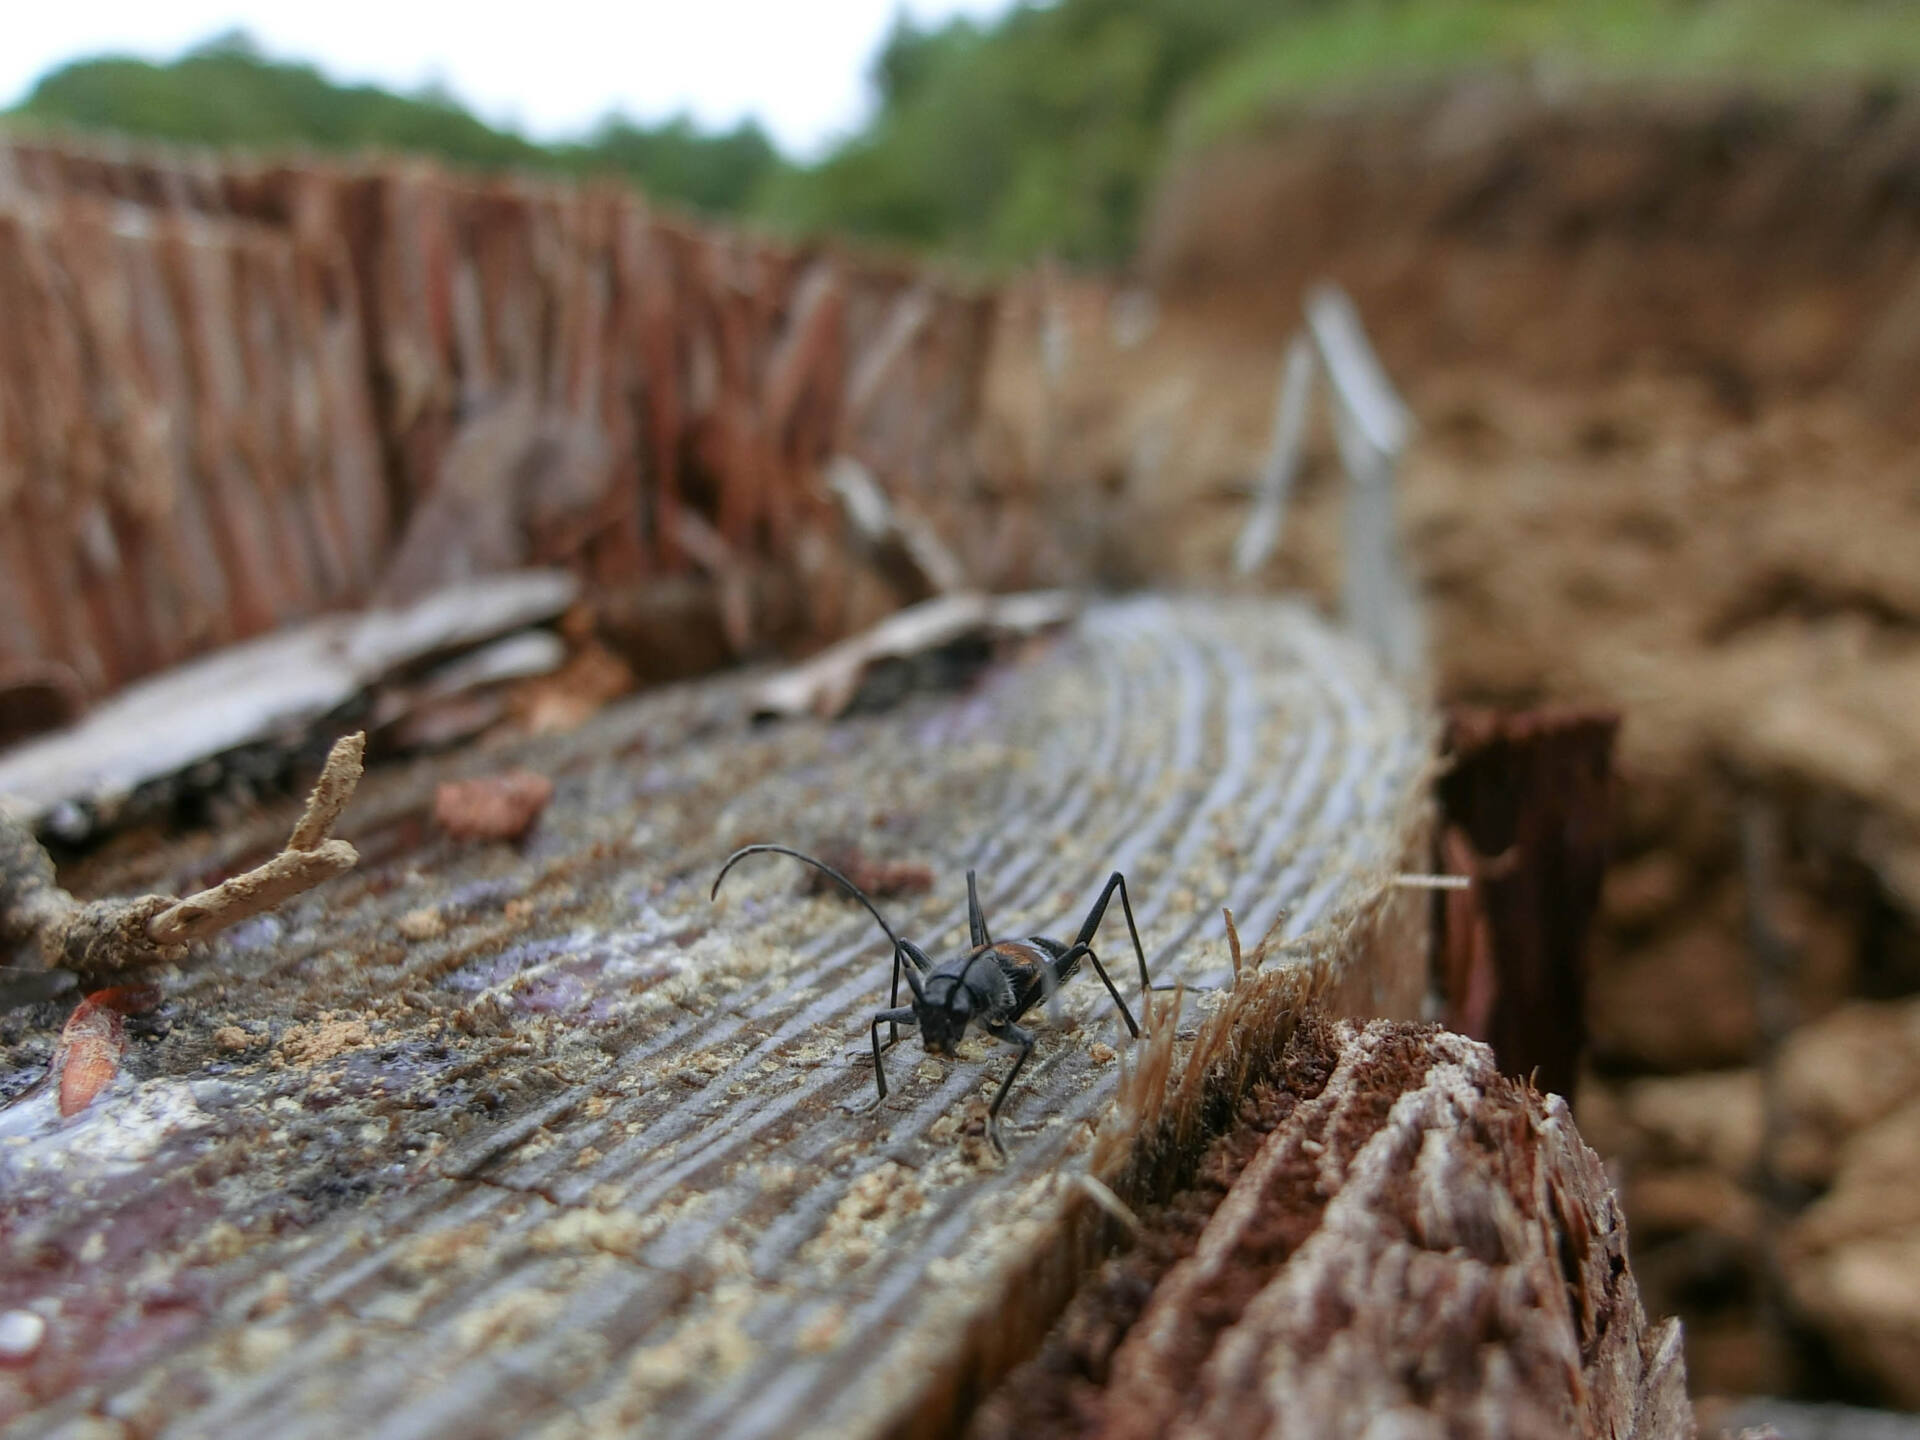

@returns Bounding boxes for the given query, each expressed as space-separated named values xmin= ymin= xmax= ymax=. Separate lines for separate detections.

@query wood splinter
xmin=1 ymin=733 xmax=366 ymax=975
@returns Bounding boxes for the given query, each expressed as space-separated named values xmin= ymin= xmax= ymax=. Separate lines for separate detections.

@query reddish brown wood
xmin=1437 ymin=706 xmax=1620 ymax=1099
xmin=0 ymin=141 xmax=1001 ymax=702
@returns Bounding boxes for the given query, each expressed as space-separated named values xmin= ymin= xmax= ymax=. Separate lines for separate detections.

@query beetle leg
xmin=1073 ymin=871 xmax=1170 ymax=1019
xmin=850 ymin=1006 xmax=918 ymax=1112
xmin=1054 ymin=942 xmax=1141 ymax=1039
xmin=981 ymin=1021 xmax=1035 ymax=1157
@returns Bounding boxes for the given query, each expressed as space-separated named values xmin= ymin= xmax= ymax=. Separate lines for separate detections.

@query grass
xmin=1178 ymin=0 xmax=1920 ymax=151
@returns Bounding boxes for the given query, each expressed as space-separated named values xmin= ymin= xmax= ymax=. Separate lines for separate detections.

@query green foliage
xmin=760 ymin=0 xmax=1920 ymax=266
xmin=1177 ymin=0 xmax=1920 ymax=153
xmin=7 ymin=33 xmax=781 ymax=217
xmin=558 ymin=117 xmax=777 ymax=216
xmin=756 ymin=0 xmax=1287 ymax=265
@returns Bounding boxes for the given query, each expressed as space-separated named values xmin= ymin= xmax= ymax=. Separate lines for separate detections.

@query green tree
xmin=8 ymin=30 xmax=783 ymax=218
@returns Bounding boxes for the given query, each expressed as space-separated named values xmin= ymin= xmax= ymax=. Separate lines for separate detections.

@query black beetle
xmin=712 ymin=844 xmax=1155 ymax=1154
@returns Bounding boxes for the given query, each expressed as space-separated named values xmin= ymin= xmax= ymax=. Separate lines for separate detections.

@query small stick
xmin=0 ymin=732 xmax=366 ymax=977
xmin=148 ymin=733 xmax=365 ymax=946
xmin=1223 ymin=906 xmax=1244 ymax=985
xmin=286 ymin=732 xmax=366 ymax=852
xmin=1393 ymin=873 xmax=1472 ymax=890
xmin=148 ymin=842 xmax=358 ymax=947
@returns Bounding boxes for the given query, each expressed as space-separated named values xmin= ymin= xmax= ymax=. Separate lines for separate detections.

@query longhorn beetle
xmin=711 ymin=844 xmax=1155 ymax=1155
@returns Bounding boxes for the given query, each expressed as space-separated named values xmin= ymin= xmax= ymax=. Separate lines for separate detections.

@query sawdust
xmin=397 ymin=907 xmax=446 ymax=941
xmin=799 ymin=1161 xmax=928 ymax=1273
xmin=218 ymin=1323 xmax=295 ymax=1373
xmin=395 ymin=1220 xmax=499 ymax=1281
xmin=200 ymin=1221 xmax=247 ymax=1264
xmin=275 ymin=1018 xmax=374 ymax=1068
xmin=527 ymin=1207 xmax=650 ymax=1260
xmin=795 ymin=1304 xmax=847 ymax=1354
xmin=454 ymin=1288 xmax=566 ymax=1352
xmin=596 ymin=1283 xmax=756 ymax=1424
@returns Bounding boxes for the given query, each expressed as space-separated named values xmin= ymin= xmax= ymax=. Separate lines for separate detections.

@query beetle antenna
xmin=712 ymin=844 xmax=908 ymax=958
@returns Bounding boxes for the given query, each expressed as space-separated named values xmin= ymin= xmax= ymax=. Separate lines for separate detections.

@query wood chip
xmin=434 ymin=771 xmax=555 ymax=843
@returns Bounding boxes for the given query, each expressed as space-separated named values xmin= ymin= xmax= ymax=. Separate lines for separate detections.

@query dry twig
xmin=0 ymin=733 xmax=365 ymax=976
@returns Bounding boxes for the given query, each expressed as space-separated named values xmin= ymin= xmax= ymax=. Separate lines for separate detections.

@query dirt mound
xmin=1144 ymin=78 xmax=1920 ymax=409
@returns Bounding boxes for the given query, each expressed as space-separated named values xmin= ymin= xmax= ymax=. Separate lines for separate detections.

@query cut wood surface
xmin=0 ymin=597 xmax=1433 ymax=1438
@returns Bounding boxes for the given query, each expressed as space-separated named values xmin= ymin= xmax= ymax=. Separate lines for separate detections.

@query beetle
xmin=711 ymin=843 xmax=1155 ymax=1155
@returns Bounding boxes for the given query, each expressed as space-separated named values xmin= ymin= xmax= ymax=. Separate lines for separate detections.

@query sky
xmin=0 ymin=0 xmax=1016 ymax=160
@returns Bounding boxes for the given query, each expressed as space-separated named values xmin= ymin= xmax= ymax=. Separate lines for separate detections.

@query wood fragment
xmin=753 ymin=590 xmax=1077 ymax=719
xmin=1392 ymin=872 xmax=1472 ymax=889
xmin=146 ymin=841 xmax=359 ymax=948
xmin=53 ymin=993 xmax=128 ymax=1118
xmin=1233 ymin=333 xmax=1316 ymax=577
xmin=0 ymin=574 xmax=572 ymax=832
xmin=286 ymin=731 xmax=366 ymax=852
xmin=432 ymin=770 xmax=555 ymax=843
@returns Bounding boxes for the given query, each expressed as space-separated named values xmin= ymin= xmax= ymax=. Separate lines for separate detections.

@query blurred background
xmin=10 ymin=0 xmax=1918 ymax=265
xmin=6 ymin=0 xmax=1920 ymax=1429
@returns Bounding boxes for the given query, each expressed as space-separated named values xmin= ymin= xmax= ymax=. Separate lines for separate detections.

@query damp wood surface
xmin=0 ymin=597 xmax=1433 ymax=1438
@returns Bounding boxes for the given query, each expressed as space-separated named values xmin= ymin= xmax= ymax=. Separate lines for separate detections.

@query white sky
xmin=0 ymin=0 xmax=1016 ymax=160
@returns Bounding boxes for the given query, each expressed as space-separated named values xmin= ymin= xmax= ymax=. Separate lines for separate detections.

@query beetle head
xmin=915 ymin=975 xmax=974 ymax=1056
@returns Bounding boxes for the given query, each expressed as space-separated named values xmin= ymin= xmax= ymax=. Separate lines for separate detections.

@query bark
xmin=971 ymin=1016 xmax=1694 ymax=1440
xmin=0 ymin=141 xmax=1003 ymax=709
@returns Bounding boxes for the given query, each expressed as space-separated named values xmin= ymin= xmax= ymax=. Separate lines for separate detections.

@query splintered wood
xmin=0 ymin=140 xmax=998 ymax=703
xmin=0 ymin=599 xmax=1440 ymax=1437
xmin=970 ymin=1017 xmax=1693 ymax=1440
